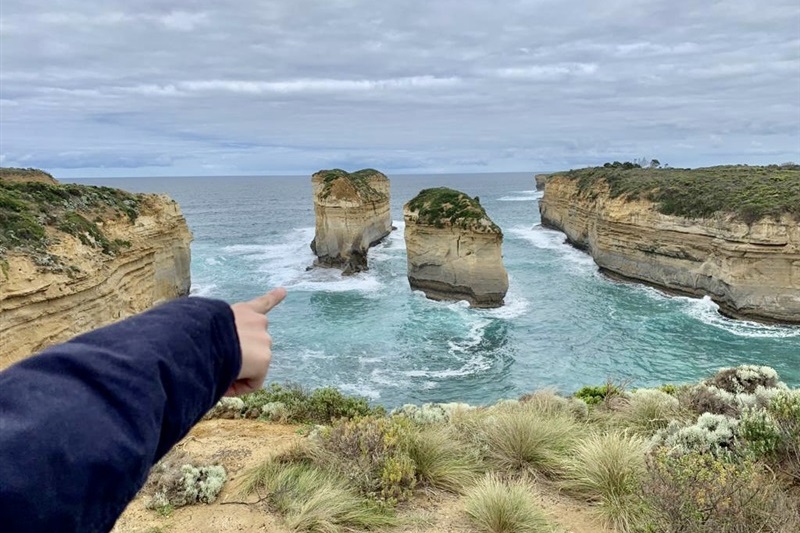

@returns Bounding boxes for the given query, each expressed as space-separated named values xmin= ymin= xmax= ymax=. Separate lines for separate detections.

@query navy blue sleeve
xmin=0 ymin=296 xmax=242 ymax=533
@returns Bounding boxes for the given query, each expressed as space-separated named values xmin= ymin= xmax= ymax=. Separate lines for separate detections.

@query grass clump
xmin=407 ymin=425 xmax=483 ymax=493
xmin=562 ymin=164 xmax=800 ymax=224
xmin=620 ymin=388 xmax=685 ymax=435
xmin=464 ymin=474 xmax=553 ymax=533
xmin=405 ymin=187 xmax=501 ymax=232
xmin=562 ymin=432 xmax=648 ymax=532
xmin=239 ymin=460 xmax=396 ymax=532
xmin=479 ymin=406 xmax=580 ymax=476
xmin=574 ymin=381 xmax=624 ymax=406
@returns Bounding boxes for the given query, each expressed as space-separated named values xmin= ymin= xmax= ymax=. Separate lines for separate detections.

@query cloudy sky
xmin=1 ymin=1 xmax=798 ymax=178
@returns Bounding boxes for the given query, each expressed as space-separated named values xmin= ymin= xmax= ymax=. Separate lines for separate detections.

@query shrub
xmin=207 ymin=383 xmax=383 ymax=423
xmin=706 ymin=365 xmax=782 ymax=394
xmin=390 ymin=402 xmax=474 ymax=425
xmin=480 ymin=408 xmax=579 ymax=476
xmin=314 ymin=416 xmax=416 ymax=506
xmin=651 ymin=413 xmax=739 ymax=457
xmin=464 ymin=474 xmax=553 ymax=533
xmin=561 ymin=432 xmax=648 ymax=532
xmin=740 ymin=390 xmax=800 ymax=482
xmin=621 ymin=388 xmax=683 ymax=434
xmin=407 ymin=425 xmax=483 ymax=493
xmin=642 ymin=450 xmax=800 ymax=532
xmin=239 ymin=460 xmax=396 ymax=532
xmin=145 ymin=452 xmax=226 ymax=511
xmin=574 ymin=382 xmax=623 ymax=406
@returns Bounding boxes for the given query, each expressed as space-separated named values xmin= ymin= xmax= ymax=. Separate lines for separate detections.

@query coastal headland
xmin=539 ymin=164 xmax=800 ymax=324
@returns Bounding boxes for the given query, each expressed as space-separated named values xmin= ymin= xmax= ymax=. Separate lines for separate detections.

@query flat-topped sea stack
xmin=539 ymin=164 xmax=800 ymax=323
xmin=0 ymin=168 xmax=192 ymax=368
xmin=404 ymin=187 xmax=508 ymax=308
xmin=310 ymin=168 xmax=392 ymax=274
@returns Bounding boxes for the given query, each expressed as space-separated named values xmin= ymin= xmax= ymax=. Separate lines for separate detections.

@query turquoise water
xmin=76 ymin=173 xmax=800 ymax=407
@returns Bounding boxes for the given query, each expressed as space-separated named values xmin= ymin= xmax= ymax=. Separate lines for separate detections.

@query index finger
xmin=245 ymin=287 xmax=287 ymax=314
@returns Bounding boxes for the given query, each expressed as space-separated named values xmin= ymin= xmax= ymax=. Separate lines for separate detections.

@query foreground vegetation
xmin=560 ymin=164 xmax=800 ymax=224
xmin=180 ymin=366 xmax=800 ymax=532
xmin=0 ymin=168 xmax=140 ymax=265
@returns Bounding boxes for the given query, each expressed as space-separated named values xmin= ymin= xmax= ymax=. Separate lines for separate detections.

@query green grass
xmin=405 ymin=187 xmax=501 ymax=232
xmin=561 ymin=432 xmax=648 ymax=532
xmin=316 ymin=168 xmax=388 ymax=201
xmin=0 ymin=176 xmax=141 ymax=261
xmin=407 ymin=425 xmax=483 ymax=493
xmin=464 ymin=474 xmax=553 ymax=533
xmin=480 ymin=407 xmax=580 ymax=476
xmin=560 ymin=164 xmax=800 ymax=224
xmin=238 ymin=460 xmax=396 ymax=532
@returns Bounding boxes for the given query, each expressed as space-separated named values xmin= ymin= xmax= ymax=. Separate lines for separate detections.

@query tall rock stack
xmin=310 ymin=169 xmax=392 ymax=274
xmin=404 ymin=187 xmax=508 ymax=308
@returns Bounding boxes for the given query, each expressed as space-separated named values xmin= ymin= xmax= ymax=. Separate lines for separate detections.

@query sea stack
xmin=310 ymin=168 xmax=392 ymax=274
xmin=404 ymin=187 xmax=508 ymax=308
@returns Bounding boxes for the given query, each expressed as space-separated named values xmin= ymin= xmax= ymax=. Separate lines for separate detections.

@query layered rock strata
xmin=404 ymin=187 xmax=508 ymax=308
xmin=539 ymin=174 xmax=800 ymax=323
xmin=310 ymin=169 xmax=392 ymax=274
xmin=0 ymin=174 xmax=192 ymax=368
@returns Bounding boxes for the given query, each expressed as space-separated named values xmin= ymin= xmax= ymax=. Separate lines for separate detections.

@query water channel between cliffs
xmin=74 ymin=173 xmax=800 ymax=408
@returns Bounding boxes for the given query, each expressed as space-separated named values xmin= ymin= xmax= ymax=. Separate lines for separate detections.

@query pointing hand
xmin=226 ymin=287 xmax=287 ymax=396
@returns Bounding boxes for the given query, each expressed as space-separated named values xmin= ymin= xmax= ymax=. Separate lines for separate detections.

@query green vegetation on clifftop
xmin=562 ymin=164 xmax=800 ymax=224
xmin=316 ymin=168 xmax=388 ymax=201
xmin=0 ymin=174 xmax=140 ymax=262
xmin=406 ymin=187 xmax=501 ymax=232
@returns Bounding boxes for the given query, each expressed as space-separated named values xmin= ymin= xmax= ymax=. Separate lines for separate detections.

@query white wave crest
xmin=683 ymin=296 xmax=800 ymax=339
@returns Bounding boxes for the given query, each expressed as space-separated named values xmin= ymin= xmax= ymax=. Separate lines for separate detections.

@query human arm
xmin=0 ymin=289 xmax=284 ymax=532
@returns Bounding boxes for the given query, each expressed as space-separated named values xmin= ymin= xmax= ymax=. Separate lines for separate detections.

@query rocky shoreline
xmin=539 ymin=167 xmax=800 ymax=324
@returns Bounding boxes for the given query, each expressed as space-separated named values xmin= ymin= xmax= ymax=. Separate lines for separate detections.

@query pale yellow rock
xmin=539 ymin=175 xmax=800 ymax=323
xmin=404 ymin=189 xmax=508 ymax=308
xmin=0 ymin=194 xmax=192 ymax=369
xmin=310 ymin=169 xmax=392 ymax=273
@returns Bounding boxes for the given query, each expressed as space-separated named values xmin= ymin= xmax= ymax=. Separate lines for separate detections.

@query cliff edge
xmin=0 ymin=169 xmax=192 ymax=368
xmin=310 ymin=169 xmax=392 ymax=274
xmin=538 ymin=165 xmax=800 ymax=323
xmin=404 ymin=187 xmax=508 ymax=308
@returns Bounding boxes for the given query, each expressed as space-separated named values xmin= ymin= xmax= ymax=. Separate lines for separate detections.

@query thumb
xmin=245 ymin=287 xmax=287 ymax=314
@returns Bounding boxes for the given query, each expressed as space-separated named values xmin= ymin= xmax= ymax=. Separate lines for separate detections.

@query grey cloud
xmin=0 ymin=0 xmax=798 ymax=177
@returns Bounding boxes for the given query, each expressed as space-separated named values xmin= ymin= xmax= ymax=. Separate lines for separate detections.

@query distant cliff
xmin=539 ymin=165 xmax=800 ymax=323
xmin=310 ymin=169 xmax=392 ymax=274
xmin=534 ymin=173 xmax=551 ymax=191
xmin=404 ymin=187 xmax=508 ymax=308
xmin=0 ymin=170 xmax=192 ymax=368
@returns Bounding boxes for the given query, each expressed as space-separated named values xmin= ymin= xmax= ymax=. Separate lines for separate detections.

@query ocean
xmin=73 ymin=173 xmax=800 ymax=408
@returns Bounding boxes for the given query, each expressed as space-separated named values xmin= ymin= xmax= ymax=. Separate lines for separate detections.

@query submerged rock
xmin=310 ymin=169 xmax=392 ymax=274
xmin=404 ymin=187 xmax=508 ymax=308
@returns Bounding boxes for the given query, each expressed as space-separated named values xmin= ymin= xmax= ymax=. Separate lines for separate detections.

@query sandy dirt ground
xmin=112 ymin=419 xmax=613 ymax=533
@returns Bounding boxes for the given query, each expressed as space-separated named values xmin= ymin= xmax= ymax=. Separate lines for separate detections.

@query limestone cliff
xmin=404 ymin=187 xmax=508 ymax=308
xmin=539 ymin=167 xmax=800 ymax=323
xmin=534 ymin=173 xmax=551 ymax=191
xmin=0 ymin=172 xmax=192 ymax=368
xmin=310 ymin=169 xmax=392 ymax=274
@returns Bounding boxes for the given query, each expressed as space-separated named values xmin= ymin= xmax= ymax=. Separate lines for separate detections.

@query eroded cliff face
xmin=539 ymin=175 xmax=800 ymax=323
xmin=404 ymin=188 xmax=508 ymax=308
xmin=0 ymin=191 xmax=191 ymax=368
xmin=534 ymin=173 xmax=551 ymax=191
xmin=310 ymin=169 xmax=392 ymax=274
